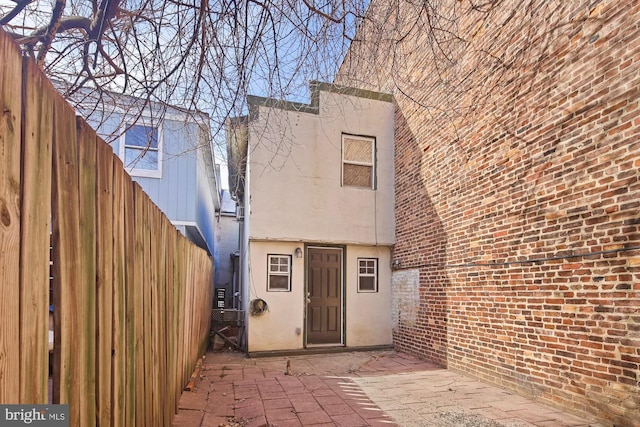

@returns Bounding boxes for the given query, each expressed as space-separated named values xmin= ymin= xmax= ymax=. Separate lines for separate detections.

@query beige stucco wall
xmin=247 ymin=241 xmax=392 ymax=353
xmin=344 ymin=245 xmax=393 ymax=347
xmin=247 ymin=90 xmax=395 ymax=246
xmin=247 ymin=241 xmax=306 ymax=352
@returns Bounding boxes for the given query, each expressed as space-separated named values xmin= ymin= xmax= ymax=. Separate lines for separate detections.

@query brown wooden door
xmin=306 ymin=247 xmax=343 ymax=345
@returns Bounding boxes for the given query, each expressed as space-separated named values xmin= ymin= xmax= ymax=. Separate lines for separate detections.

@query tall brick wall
xmin=337 ymin=0 xmax=640 ymax=425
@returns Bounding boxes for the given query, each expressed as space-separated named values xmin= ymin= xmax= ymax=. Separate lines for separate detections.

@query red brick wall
xmin=337 ymin=0 xmax=640 ymax=425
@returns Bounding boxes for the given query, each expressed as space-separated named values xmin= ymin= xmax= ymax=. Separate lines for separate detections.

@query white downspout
xmin=241 ymin=137 xmax=251 ymax=350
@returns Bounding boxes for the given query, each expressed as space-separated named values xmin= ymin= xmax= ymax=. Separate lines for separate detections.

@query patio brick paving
xmin=172 ymin=350 xmax=606 ymax=427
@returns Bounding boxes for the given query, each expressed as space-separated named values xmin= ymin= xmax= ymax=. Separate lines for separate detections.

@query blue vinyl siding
xmin=85 ymin=110 xmax=216 ymax=255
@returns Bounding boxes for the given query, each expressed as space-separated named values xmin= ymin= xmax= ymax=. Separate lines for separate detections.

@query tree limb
xmin=299 ymin=0 xmax=344 ymax=24
xmin=90 ymin=0 xmax=121 ymax=40
xmin=0 ymin=0 xmax=35 ymax=25
xmin=14 ymin=16 xmax=92 ymax=45
xmin=37 ymin=0 xmax=67 ymax=62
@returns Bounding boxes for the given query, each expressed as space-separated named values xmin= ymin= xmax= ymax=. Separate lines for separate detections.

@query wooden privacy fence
xmin=0 ymin=29 xmax=213 ymax=426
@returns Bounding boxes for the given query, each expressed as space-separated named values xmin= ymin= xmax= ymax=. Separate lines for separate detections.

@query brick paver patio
xmin=172 ymin=350 xmax=605 ymax=427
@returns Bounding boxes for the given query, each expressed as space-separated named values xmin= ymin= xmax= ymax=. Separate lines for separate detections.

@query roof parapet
xmin=246 ymin=81 xmax=393 ymax=120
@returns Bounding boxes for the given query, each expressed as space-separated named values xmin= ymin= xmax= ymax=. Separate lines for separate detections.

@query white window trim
xmin=267 ymin=254 xmax=292 ymax=292
xmin=357 ymin=258 xmax=378 ymax=293
xmin=341 ymin=134 xmax=376 ymax=189
xmin=119 ymin=122 xmax=163 ymax=178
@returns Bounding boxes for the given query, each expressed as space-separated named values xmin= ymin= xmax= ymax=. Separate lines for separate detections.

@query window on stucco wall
xmin=357 ymin=258 xmax=378 ymax=292
xmin=267 ymin=255 xmax=292 ymax=291
xmin=342 ymin=134 xmax=375 ymax=189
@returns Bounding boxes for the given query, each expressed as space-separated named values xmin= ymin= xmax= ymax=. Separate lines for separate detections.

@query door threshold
xmin=247 ymin=344 xmax=394 ymax=358
xmin=305 ymin=343 xmax=344 ymax=348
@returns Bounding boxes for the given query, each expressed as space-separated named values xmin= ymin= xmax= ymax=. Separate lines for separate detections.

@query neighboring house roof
xmin=246 ymin=81 xmax=393 ymax=117
xmin=220 ymin=190 xmax=236 ymax=216
xmin=54 ymin=80 xmax=211 ymax=126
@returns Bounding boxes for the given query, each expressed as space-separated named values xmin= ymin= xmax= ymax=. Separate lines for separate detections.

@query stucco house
xmin=77 ymin=93 xmax=220 ymax=257
xmin=227 ymin=81 xmax=395 ymax=354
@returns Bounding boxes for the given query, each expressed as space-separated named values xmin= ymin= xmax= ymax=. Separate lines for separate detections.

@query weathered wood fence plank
xmin=132 ymin=183 xmax=146 ymax=427
xmin=0 ymin=28 xmax=22 ymax=405
xmin=174 ymin=235 xmax=186 ymax=411
xmin=51 ymin=91 xmax=82 ymax=416
xmin=122 ymin=169 xmax=137 ymax=427
xmin=19 ymin=57 xmax=53 ymax=404
xmin=76 ymin=118 xmax=98 ymax=427
xmin=111 ymin=155 xmax=127 ymax=427
xmin=96 ymin=138 xmax=114 ymax=426
xmin=163 ymin=219 xmax=175 ymax=425
xmin=148 ymin=202 xmax=158 ymax=426
xmin=142 ymin=192 xmax=153 ymax=427
xmin=165 ymin=226 xmax=178 ymax=418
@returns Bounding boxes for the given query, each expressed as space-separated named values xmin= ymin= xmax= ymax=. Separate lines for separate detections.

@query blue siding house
xmin=78 ymin=93 xmax=220 ymax=256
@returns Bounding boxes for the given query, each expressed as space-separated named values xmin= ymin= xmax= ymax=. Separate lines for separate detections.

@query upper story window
xmin=120 ymin=123 xmax=163 ymax=178
xmin=342 ymin=134 xmax=375 ymax=189
xmin=267 ymin=255 xmax=292 ymax=291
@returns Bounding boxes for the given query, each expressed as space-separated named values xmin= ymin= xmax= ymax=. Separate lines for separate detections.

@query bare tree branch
xmin=0 ymin=0 xmax=361 ymax=150
xmin=0 ymin=0 xmax=35 ymax=25
xmin=299 ymin=0 xmax=344 ymax=24
xmin=36 ymin=0 xmax=67 ymax=61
